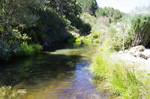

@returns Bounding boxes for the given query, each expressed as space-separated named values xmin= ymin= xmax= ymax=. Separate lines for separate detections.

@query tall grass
xmin=90 ymin=48 xmax=150 ymax=98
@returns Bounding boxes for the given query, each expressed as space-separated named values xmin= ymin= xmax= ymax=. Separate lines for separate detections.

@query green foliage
xmin=80 ymin=12 xmax=96 ymax=26
xmin=77 ymin=0 xmax=98 ymax=16
xmin=0 ymin=0 xmax=48 ymax=40
xmin=0 ymin=40 xmax=20 ymax=60
xmin=24 ymin=8 xmax=71 ymax=44
xmin=31 ymin=44 xmax=43 ymax=53
xmin=105 ymin=21 xmax=133 ymax=51
xmin=67 ymin=14 xmax=91 ymax=35
xmin=130 ymin=15 xmax=150 ymax=46
xmin=0 ymin=0 xmax=46 ymax=59
xmin=68 ymin=36 xmax=76 ymax=43
xmin=110 ymin=14 xmax=150 ymax=50
xmin=49 ymin=0 xmax=82 ymax=16
xmin=18 ymin=42 xmax=34 ymax=56
xmin=109 ymin=27 xmax=117 ymax=36
xmin=0 ymin=40 xmax=42 ymax=60
xmin=17 ymin=42 xmax=42 ymax=57
xmin=96 ymin=7 xmax=124 ymax=23
xmin=0 ymin=0 xmax=98 ymax=60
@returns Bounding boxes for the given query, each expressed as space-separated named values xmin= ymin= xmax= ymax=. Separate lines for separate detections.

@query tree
xmin=77 ymin=0 xmax=98 ymax=16
xmin=0 ymin=0 xmax=48 ymax=40
xmin=49 ymin=0 xmax=82 ymax=16
xmin=96 ymin=7 xmax=123 ymax=22
xmin=131 ymin=15 xmax=150 ymax=46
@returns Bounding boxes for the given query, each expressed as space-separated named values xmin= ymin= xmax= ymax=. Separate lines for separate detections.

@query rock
xmin=140 ymin=49 xmax=150 ymax=59
xmin=133 ymin=51 xmax=141 ymax=57
xmin=129 ymin=45 xmax=145 ymax=55
xmin=125 ymin=50 xmax=128 ymax=53
xmin=118 ymin=51 xmax=123 ymax=54
xmin=147 ymin=58 xmax=150 ymax=61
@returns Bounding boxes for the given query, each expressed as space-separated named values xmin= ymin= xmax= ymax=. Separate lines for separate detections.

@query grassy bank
xmin=90 ymin=46 xmax=150 ymax=98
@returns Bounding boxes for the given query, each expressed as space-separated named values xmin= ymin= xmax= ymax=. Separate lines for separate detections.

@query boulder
xmin=129 ymin=45 xmax=145 ymax=55
xmin=118 ymin=51 xmax=123 ymax=54
xmin=147 ymin=58 xmax=150 ymax=61
xmin=140 ymin=49 xmax=150 ymax=59
xmin=133 ymin=51 xmax=141 ymax=57
xmin=125 ymin=50 xmax=128 ymax=53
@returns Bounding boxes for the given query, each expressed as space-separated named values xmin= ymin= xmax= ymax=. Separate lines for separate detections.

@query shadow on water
xmin=0 ymin=53 xmax=81 ymax=87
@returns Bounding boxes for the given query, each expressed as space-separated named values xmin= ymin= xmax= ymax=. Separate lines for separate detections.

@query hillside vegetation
xmin=0 ymin=0 xmax=97 ymax=60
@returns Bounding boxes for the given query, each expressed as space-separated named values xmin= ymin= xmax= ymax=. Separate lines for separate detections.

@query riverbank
xmin=90 ymin=47 xmax=150 ymax=98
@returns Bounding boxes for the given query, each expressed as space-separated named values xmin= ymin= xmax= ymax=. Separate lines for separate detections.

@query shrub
xmin=16 ymin=42 xmax=42 ymax=57
xmin=25 ymin=8 xmax=71 ymax=44
xmin=130 ymin=15 xmax=150 ymax=46
xmin=31 ymin=44 xmax=43 ymax=53
xmin=17 ymin=42 xmax=34 ymax=56
xmin=0 ymin=40 xmax=20 ymax=60
xmin=0 ymin=40 xmax=12 ymax=60
xmin=67 ymin=14 xmax=91 ymax=35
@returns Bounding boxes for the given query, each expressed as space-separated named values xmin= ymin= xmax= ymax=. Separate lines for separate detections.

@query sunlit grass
xmin=90 ymin=47 xmax=150 ymax=98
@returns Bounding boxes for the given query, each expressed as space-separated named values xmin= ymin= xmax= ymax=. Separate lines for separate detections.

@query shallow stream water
xmin=0 ymin=43 xmax=106 ymax=99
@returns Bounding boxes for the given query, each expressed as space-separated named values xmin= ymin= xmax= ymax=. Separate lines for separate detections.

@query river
xmin=0 ymin=43 xmax=106 ymax=99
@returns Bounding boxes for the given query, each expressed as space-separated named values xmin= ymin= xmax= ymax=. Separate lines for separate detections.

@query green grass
xmin=90 ymin=48 xmax=150 ymax=98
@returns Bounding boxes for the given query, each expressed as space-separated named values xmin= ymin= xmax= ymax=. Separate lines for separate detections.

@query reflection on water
xmin=0 ymin=43 xmax=106 ymax=99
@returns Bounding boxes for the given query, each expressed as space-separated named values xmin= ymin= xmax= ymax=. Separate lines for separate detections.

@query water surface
xmin=0 ymin=43 xmax=106 ymax=99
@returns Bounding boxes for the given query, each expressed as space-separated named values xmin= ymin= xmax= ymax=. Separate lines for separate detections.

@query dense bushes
xmin=76 ymin=0 xmax=98 ymax=16
xmin=0 ymin=40 xmax=19 ymax=60
xmin=25 ymin=8 xmax=71 ymax=44
xmin=130 ymin=15 xmax=150 ymax=46
xmin=107 ymin=14 xmax=150 ymax=51
xmin=96 ymin=7 xmax=124 ymax=23
xmin=0 ymin=0 xmax=92 ymax=60
xmin=66 ymin=14 xmax=91 ymax=35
